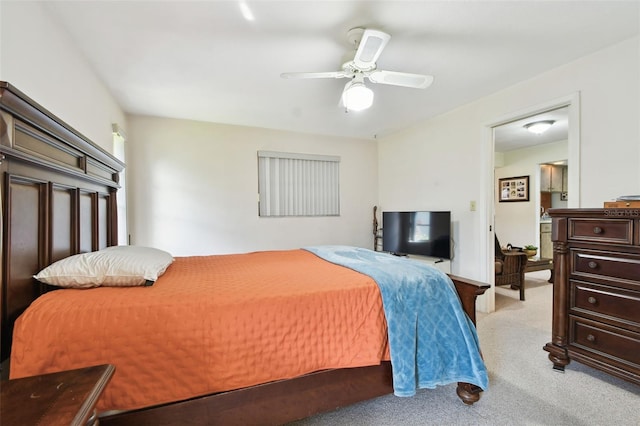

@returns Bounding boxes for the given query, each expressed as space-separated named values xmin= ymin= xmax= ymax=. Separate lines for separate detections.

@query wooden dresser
xmin=544 ymin=208 xmax=640 ymax=384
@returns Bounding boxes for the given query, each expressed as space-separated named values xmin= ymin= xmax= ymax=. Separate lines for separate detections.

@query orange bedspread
xmin=10 ymin=250 xmax=389 ymax=411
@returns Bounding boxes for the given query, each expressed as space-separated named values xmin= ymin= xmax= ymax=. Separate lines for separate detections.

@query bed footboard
xmin=448 ymin=273 xmax=489 ymax=405
xmin=448 ymin=274 xmax=490 ymax=326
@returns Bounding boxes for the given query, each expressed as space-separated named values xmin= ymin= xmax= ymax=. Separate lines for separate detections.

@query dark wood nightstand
xmin=1 ymin=364 xmax=114 ymax=426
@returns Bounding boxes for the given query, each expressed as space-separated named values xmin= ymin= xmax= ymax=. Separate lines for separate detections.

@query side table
xmin=525 ymin=257 xmax=554 ymax=283
xmin=1 ymin=364 xmax=114 ymax=426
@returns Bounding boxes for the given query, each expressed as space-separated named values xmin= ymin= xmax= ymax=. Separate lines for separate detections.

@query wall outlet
xmin=470 ymin=200 xmax=477 ymax=211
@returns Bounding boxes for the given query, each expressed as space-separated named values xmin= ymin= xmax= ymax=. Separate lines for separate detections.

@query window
xmin=258 ymin=151 xmax=340 ymax=217
xmin=112 ymin=124 xmax=127 ymax=244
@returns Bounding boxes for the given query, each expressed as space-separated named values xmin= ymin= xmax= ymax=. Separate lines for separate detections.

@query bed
xmin=0 ymin=81 xmax=490 ymax=425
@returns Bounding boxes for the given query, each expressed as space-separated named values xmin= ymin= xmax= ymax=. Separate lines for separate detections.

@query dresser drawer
xmin=568 ymin=218 xmax=633 ymax=244
xmin=572 ymin=249 xmax=640 ymax=285
xmin=569 ymin=316 xmax=640 ymax=368
xmin=571 ymin=280 xmax=640 ymax=329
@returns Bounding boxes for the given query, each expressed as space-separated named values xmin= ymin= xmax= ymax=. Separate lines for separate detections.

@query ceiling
xmin=42 ymin=1 xmax=639 ymax=142
xmin=494 ymin=107 xmax=569 ymax=153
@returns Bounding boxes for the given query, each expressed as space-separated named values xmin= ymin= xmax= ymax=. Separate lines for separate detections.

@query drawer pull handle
xmin=588 ymin=296 xmax=597 ymax=304
xmin=593 ymin=226 xmax=603 ymax=234
xmin=586 ymin=334 xmax=596 ymax=343
xmin=588 ymin=261 xmax=598 ymax=269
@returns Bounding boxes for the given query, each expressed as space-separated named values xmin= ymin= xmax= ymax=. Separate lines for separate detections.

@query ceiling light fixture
xmin=342 ymin=74 xmax=374 ymax=111
xmin=524 ymin=120 xmax=555 ymax=134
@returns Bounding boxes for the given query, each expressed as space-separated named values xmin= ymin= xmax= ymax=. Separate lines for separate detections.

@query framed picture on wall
xmin=498 ymin=175 xmax=529 ymax=202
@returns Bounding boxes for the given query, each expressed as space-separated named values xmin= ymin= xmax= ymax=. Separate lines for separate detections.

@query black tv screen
xmin=382 ymin=211 xmax=451 ymax=259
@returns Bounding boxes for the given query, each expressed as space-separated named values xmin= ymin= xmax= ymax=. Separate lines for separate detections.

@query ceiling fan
xmin=281 ymin=28 xmax=434 ymax=111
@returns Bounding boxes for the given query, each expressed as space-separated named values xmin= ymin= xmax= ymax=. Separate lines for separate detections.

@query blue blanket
xmin=304 ymin=245 xmax=488 ymax=396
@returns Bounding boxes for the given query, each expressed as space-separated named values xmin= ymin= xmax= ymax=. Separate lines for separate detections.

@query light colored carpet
xmin=290 ymin=271 xmax=640 ymax=425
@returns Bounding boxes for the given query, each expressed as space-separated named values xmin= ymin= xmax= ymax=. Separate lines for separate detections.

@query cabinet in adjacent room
xmin=540 ymin=164 xmax=566 ymax=193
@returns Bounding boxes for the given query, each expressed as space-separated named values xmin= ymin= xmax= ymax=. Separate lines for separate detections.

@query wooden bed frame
xmin=0 ymin=82 xmax=489 ymax=425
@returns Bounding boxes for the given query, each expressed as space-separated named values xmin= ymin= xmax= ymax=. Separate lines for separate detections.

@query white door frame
xmin=478 ymin=92 xmax=581 ymax=313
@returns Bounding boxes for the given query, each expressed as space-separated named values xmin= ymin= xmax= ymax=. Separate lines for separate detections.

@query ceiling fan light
xmin=524 ymin=120 xmax=555 ymax=134
xmin=342 ymin=82 xmax=374 ymax=111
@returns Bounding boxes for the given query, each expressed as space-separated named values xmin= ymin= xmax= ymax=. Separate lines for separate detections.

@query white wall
xmin=2 ymin=1 xmax=637 ymax=283
xmin=0 ymin=1 xmax=125 ymax=153
xmin=127 ymin=115 xmax=378 ymax=256
xmin=379 ymin=36 xmax=639 ymax=288
xmin=494 ymin=140 xmax=568 ymax=249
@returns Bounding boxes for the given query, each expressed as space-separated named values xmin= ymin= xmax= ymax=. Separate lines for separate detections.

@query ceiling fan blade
xmin=368 ymin=70 xmax=434 ymax=89
xmin=353 ymin=29 xmax=390 ymax=70
xmin=280 ymin=71 xmax=351 ymax=79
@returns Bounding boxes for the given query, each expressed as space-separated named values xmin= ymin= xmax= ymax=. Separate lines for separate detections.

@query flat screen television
xmin=382 ymin=211 xmax=451 ymax=259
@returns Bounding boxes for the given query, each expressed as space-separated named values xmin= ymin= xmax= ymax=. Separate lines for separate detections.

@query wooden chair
xmin=495 ymin=235 xmax=529 ymax=300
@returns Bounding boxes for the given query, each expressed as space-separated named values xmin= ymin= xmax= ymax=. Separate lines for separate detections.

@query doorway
xmin=494 ymin=106 xmax=569 ymax=253
xmin=479 ymin=93 xmax=580 ymax=313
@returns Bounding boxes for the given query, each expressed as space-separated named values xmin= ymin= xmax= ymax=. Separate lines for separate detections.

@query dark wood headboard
xmin=0 ymin=82 xmax=124 ymax=361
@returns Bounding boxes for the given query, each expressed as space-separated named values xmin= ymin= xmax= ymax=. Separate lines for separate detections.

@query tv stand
xmin=407 ymin=255 xmax=451 ymax=273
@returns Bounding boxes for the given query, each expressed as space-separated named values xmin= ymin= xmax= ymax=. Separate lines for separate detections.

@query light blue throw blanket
xmin=304 ymin=245 xmax=488 ymax=396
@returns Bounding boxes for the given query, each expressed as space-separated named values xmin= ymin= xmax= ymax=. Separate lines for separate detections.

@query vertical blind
xmin=258 ymin=151 xmax=340 ymax=217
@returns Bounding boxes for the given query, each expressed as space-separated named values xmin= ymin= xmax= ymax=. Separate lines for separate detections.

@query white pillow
xmin=34 ymin=246 xmax=174 ymax=288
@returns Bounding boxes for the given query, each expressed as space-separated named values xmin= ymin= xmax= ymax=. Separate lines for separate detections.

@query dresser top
xmin=549 ymin=208 xmax=640 ymax=219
